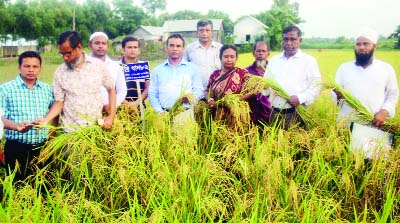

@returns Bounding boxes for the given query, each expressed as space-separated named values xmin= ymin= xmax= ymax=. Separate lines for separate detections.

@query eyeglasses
xmin=59 ymin=48 xmax=76 ymax=57
xmin=282 ymin=37 xmax=299 ymax=42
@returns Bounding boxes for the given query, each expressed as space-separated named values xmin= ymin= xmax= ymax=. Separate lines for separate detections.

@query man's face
xmin=19 ymin=57 xmax=41 ymax=82
xmin=166 ymin=37 xmax=184 ymax=60
xmin=122 ymin=41 xmax=140 ymax=61
xmin=355 ymin=37 xmax=376 ymax=66
xmin=89 ymin=36 xmax=108 ymax=57
xmin=253 ymin=43 xmax=270 ymax=61
xmin=197 ymin=24 xmax=213 ymax=44
xmin=282 ymin=30 xmax=302 ymax=57
xmin=59 ymin=41 xmax=82 ymax=68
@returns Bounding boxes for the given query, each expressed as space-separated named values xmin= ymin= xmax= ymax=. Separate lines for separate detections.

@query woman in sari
xmin=205 ymin=45 xmax=253 ymax=129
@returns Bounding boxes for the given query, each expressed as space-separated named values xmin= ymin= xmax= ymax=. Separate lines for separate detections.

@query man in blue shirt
xmin=0 ymin=51 xmax=54 ymax=181
xmin=148 ymin=34 xmax=203 ymax=113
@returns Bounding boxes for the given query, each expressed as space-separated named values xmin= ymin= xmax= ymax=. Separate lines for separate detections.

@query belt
xmin=272 ymin=107 xmax=295 ymax=114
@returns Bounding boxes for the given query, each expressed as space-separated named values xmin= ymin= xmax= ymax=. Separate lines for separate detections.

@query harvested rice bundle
xmin=240 ymin=75 xmax=269 ymax=95
xmin=216 ymin=93 xmax=251 ymax=130
xmin=248 ymin=77 xmax=317 ymax=129
xmin=168 ymin=93 xmax=196 ymax=118
xmin=324 ymin=81 xmax=400 ymax=133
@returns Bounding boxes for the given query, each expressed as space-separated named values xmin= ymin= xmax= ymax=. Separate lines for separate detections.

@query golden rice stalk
xmin=168 ymin=93 xmax=196 ymax=118
xmin=216 ymin=93 xmax=251 ymax=130
xmin=324 ymin=81 xmax=400 ymax=133
xmin=241 ymin=75 xmax=269 ymax=95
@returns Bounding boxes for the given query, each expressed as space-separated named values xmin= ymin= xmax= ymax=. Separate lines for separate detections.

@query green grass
xmin=1 ymin=49 xmax=400 ymax=222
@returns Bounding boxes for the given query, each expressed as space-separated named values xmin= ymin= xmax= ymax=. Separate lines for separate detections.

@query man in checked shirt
xmin=0 ymin=51 xmax=54 ymax=182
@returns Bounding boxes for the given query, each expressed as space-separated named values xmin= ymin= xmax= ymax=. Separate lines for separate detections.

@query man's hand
xmin=102 ymin=115 xmax=114 ymax=130
xmin=288 ymin=95 xmax=300 ymax=107
xmin=181 ymin=96 xmax=189 ymax=104
xmin=333 ymin=89 xmax=344 ymax=101
xmin=103 ymin=104 xmax=111 ymax=115
xmin=373 ymin=109 xmax=389 ymax=127
xmin=16 ymin=122 xmax=34 ymax=132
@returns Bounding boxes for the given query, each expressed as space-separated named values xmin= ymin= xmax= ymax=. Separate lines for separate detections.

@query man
xmin=184 ymin=19 xmax=223 ymax=89
xmin=246 ymin=41 xmax=271 ymax=126
xmin=334 ymin=28 xmax=399 ymax=127
xmin=37 ymin=31 xmax=116 ymax=132
xmin=265 ymin=26 xmax=321 ymax=129
xmin=89 ymin=32 xmax=127 ymax=111
xmin=0 ymin=51 xmax=54 ymax=181
xmin=119 ymin=36 xmax=150 ymax=109
xmin=148 ymin=34 xmax=203 ymax=114
xmin=246 ymin=41 xmax=270 ymax=76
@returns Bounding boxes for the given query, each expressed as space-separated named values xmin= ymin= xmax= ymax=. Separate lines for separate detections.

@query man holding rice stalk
xmin=333 ymin=28 xmax=399 ymax=128
xmin=265 ymin=26 xmax=321 ymax=130
xmin=148 ymin=34 xmax=203 ymax=124
xmin=36 ymin=31 xmax=117 ymax=132
xmin=0 ymin=51 xmax=54 ymax=181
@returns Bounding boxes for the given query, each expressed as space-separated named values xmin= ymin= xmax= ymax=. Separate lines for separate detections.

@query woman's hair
xmin=219 ymin=44 xmax=238 ymax=60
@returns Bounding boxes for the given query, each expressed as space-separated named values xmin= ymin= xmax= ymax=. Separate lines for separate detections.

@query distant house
xmin=233 ymin=15 xmax=268 ymax=45
xmin=0 ymin=36 xmax=38 ymax=57
xmin=131 ymin=25 xmax=164 ymax=42
xmin=163 ymin=19 xmax=224 ymax=44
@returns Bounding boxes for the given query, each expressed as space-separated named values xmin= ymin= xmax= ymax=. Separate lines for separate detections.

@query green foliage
xmin=389 ymin=25 xmax=400 ymax=49
xmin=255 ymin=0 xmax=303 ymax=50
xmin=141 ymin=0 xmax=166 ymax=17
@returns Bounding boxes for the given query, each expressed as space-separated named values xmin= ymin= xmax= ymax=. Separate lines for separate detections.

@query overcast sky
xmin=164 ymin=0 xmax=399 ymax=38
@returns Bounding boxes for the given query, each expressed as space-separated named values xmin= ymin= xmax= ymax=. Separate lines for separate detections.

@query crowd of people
xmin=0 ymin=20 xmax=398 ymax=182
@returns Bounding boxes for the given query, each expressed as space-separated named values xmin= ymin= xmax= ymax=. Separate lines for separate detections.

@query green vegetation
xmin=1 ymin=50 xmax=400 ymax=221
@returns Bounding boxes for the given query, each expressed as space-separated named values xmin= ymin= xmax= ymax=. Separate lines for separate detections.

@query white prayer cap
xmin=89 ymin=32 xmax=109 ymax=42
xmin=355 ymin=28 xmax=378 ymax=44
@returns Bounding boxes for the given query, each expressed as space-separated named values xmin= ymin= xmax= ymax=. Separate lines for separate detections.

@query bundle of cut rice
xmin=168 ymin=94 xmax=196 ymax=118
xmin=215 ymin=93 xmax=251 ymax=131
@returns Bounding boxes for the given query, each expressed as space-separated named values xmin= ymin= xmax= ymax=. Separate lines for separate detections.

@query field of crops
xmin=1 ymin=49 xmax=400 ymax=222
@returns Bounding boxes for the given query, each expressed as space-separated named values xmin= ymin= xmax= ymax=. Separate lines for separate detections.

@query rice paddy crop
xmin=1 ymin=49 xmax=400 ymax=222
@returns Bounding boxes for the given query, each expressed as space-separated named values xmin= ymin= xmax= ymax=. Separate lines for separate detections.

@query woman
xmin=205 ymin=45 xmax=252 ymax=128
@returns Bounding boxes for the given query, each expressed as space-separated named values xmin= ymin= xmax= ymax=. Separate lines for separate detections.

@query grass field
xmin=1 ymin=49 xmax=400 ymax=222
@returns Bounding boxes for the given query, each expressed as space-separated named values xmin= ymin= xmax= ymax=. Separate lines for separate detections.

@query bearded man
xmin=334 ymin=28 xmax=399 ymax=127
xmin=246 ymin=41 xmax=270 ymax=76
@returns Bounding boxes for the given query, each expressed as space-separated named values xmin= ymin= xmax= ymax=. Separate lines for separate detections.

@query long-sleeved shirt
xmin=148 ymin=58 xmax=204 ymax=113
xmin=184 ymin=40 xmax=222 ymax=89
xmin=265 ymin=50 xmax=321 ymax=109
xmin=0 ymin=75 xmax=54 ymax=144
xmin=335 ymin=58 xmax=399 ymax=123
xmin=100 ymin=56 xmax=127 ymax=106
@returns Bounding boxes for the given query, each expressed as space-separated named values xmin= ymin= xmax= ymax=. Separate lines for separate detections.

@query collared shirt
xmin=335 ymin=58 xmax=399 ymax=123
xmin=148 ymin=58 xmax=204 ymax=113
xmin=184 ymin=40 xmax=223 ymax=88
xmin=246 ymin=61 xmax=268 ymax=76
xmin=119 ymin=57 xmax=148 ymax=102
xmin=0 ymin=75 xmax=54 ymax=144
xmin=100 ymin=56 xmax=127 ymax=106
xmin=265 ymin=50 xmax=321 ymax=109
xmin=53 ymin=53 xmax=114 ymax=132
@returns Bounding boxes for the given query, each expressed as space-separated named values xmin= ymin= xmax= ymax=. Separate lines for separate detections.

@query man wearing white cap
xmin=334 ymin=28 xmax=399 ymax=127
xmin=89 ymin=32 xmax=127 ymax=112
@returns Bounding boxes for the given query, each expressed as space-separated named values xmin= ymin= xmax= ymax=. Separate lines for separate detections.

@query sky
xmin=164 ymin=0 xmax=400 ymax=38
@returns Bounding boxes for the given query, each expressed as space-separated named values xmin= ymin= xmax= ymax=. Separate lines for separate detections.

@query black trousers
xmin=4 ymin=140 xmax=45 ymax=182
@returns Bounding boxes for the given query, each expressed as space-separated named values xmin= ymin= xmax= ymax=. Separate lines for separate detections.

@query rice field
xmin=1 ymin=49 xmax=400 ymax=222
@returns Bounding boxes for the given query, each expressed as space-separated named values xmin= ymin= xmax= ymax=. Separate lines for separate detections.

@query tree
xmin=255 ymin=0 xmax=303 ymax=50
xmin=141 ymin=0 xmax=166 ymax=17
xmin=389 ymin=25 xmax=400 ymax=49
xmin=112 ymin=0 xmax=147 ymax=36
xmin=206 ymin=10 xmax=234 ymax=34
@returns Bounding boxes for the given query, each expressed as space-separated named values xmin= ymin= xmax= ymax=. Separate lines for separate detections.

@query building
xmin=0 ymin=35 xmax=38 ymax=57
xmin=233 ymin=15 xmax=268 ymax=45
xmin=162 ymin=19 xmax=224 ymax=44
xmin=131 ymin=25 xmax=164 ymax=42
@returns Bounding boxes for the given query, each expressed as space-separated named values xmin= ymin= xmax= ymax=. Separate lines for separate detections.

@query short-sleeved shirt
xmin=53 ymin=53 xmax=114 ymax=132
xmin=0 ymin=75 xmax=54 ymax=144
xmin=120 ymin=57 xmax=148 ymax=102
xmin=184 ymin=40 xmax=223 ymax=89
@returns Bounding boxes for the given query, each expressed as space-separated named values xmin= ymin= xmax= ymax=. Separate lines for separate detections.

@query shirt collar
xmin=164 ymin=58 xmax=188 ymax=66
xmin=194 ymin=40 xmax=218 ymax=49
xmin=16 ymin=74 xmax=42 ymax=88
xmin=280 ymin=49 xmax=303 ymax=59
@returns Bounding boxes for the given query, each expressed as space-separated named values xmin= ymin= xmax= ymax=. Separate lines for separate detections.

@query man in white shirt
xmin=89 ymin=32 xmax=127 ymax=113
xmin=265 ymin=26 xmax=321 ymax=129
xmin=184 ymin=19 xmax=223 ymax=89
xmin=334 ymin=28 xmax=399 ymax=127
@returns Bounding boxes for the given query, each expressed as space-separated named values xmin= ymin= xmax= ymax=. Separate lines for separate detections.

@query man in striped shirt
xmin=0 ymin=51 xmax=54 ymax=181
